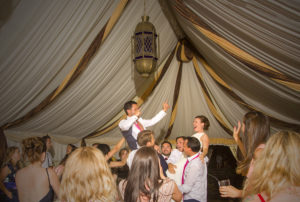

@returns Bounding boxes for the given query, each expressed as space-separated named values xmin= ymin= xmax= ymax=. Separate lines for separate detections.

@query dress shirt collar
xmin=187 ymin=152 xmax=199 ymax=161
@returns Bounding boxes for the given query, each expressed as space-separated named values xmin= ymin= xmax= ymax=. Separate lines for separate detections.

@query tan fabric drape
xmin=169 ymin=0 xmax=300 ymax=127
xmin=2 ymin=0 xmax=129 ymax=130
xmin=3 ymin=0 xmax=178 ymax=144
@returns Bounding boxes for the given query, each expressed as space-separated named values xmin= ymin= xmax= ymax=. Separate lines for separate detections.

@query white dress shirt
xmin=119 ymin=110 xmax=166 ymax=142
xmin=166 ymin=149 xmax=186 ymax=186
xmin=42 ymin=151 xmax=53 ymax=168
xmin=126 ymin=149 xmax=137 ymax=169
xmin=167 ymin=148 xmax=183 ymax=164
xmin=178 ymin=152 xmax=207 ymax=202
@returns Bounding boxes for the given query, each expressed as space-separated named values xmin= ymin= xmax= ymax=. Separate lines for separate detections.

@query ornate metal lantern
xmin=132 ymin=15 xmax=160 ymax=77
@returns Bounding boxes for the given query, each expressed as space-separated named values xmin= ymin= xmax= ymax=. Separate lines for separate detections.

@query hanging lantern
xmin=132 ymin=15 xmax=160 ymax=77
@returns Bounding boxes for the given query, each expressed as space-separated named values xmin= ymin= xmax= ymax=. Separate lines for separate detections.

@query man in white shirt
xmin=42 ymin=135 xmax=53 ymax=168
xmin=167 ymin=136 xmax=185 ymax=167
xmin=119 ymin=101 xmax=169 ymax=150
xmin=166 ymin=136 xmax=186 ymax=185
xmin=161 ymin=140 xmax=172 ymax=161
xmin=179 ymin=137 xmax=207 ymax=202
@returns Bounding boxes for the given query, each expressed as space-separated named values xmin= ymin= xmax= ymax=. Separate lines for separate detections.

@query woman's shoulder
xmin=160 ymin=178 xmax=176 ymax=193
xmin=118 ymin=179 xmax=127 ymax=191
xmin=270 ymin=187 xmax=300 ymax=202
xmin=192 ymin=132 xmax=208 ymax=139
xmin=254 ymin=144 xmax=266 ymax=160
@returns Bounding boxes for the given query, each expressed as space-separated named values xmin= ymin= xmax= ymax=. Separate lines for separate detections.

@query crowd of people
xmin=0 ymin=101 xmax=299 ymax=202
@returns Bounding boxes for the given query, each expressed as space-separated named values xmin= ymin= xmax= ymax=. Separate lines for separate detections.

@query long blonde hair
xmin=60 ymin=146 xmax=117 ymax=202
xmin=243 ymin=131 xmax=300 ymax=200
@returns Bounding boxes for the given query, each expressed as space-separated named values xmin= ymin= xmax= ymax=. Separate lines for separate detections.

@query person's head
xmin=243 ymin=131 xmax=300 ymax=200
xmin=60 ymin=147 xmax=117 ymax=201
xmin=42 ymin=135 xmax=52 ymax=151
xmin=96 ymin=144 xmax=111 ymax=156
xmin=6 ymin=146 xmax=21 ymax=166
xmin=193 ymin=115 xmax=210 ymax=132
xmin=237 ymin=111 xmax=270 ymax=175
xmin=183 ymin=137 xmax=200 ymax=157
xmin=124 ymin=101 xmax=139 ymax=116
xmin=92 ymin=143 xmax=99 ymax=148
xmin=119 ymin=148 xmax=129 ymax=160
xmin=161 ymin=140 xmax=172 ymax=157
xmin=66 ymin=144 xmax=77 ymax=154
xmin=60 ymin=144 xmax=77 ymax=166
xmin=124 ymin=147 xmax=162 ymax=202
xmin=137 ymin=130 xmax=155 ymax=147
xmin=22 ymin=137 xmax=46 ymax=164
xmin=176 ymin=136 xmax=186 ymax=152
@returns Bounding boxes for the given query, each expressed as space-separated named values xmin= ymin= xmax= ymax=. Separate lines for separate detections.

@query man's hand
xmin=233 ymin=121 xmax=241 ymax=143
xmin=168 ymin=163 xmax=177 ymax=174
xmin=134 ymin=109 xmax=141 ymax=117
xmin=163 ymin=101 xmax=170 ymax=112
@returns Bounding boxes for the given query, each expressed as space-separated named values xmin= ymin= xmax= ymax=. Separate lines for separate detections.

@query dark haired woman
xmin=192 ymin=115 xmax=210 ymax=162
xmin=119 ymin=147 xmax=182 ymax=202
xmin=219 ymin=111 xmax=271 ymax=198
xmin=54 ymin=144 xmax=77 ymax=179
xmin=16 ymin=137 xmax=60 ymax=202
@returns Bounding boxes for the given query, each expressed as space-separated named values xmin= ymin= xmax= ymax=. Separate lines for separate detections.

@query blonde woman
xmin=60 ymin=146 xmax=117 ymax=202
xmin=243 ymin=131 xmax=300 ymax=201
xmin=16 ymin=137 xmax=60 ymax=202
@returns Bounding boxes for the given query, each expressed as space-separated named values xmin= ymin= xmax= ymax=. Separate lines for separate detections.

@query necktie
xmin=181 ymin=154 xmax=200 ymax=184
xmin=181 ymin=159 xmax=189 ymax=184
xmin=135 ymin=120 xmax=144 ymax=131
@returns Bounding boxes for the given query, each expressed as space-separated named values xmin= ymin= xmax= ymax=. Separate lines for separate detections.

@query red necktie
xmin=181 ymin=154 xmax=199 ymax=184
xmin=135 ymin=120 xmax=144 ymax=131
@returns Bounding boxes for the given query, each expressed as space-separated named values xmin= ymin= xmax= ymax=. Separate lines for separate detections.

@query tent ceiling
xmin=0 ymin=0 xmax=299 ymax=145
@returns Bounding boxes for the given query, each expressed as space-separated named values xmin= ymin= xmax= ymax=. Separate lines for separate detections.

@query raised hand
xmin=134 ymin=109 xmax=141 ymax=117
xmin=163 ymin=101 xmax=170 ymax=112
xmin=233 ymin=121 xmax=241 ymax=143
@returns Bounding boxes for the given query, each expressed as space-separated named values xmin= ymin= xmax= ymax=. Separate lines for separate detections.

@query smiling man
xmin=161 ymin=140 xmax=172 ymax=160
xmin=118 ymin=101 xmax=170 ymax=150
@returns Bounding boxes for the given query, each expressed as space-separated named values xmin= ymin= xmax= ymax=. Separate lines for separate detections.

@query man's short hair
xmin=96 ymin=144 xmax=111 ymax=156
xmin=42 ymin=135 xmax=51 ymax=144
xmin=123 ymin=101 xmax=137 ymax=115
xmin=137 ymin=130 xmax=153 ymax=146
xmin=186 ymin=137 xmax=200 ymax=153
xmin=161 ymin=140 xmax=172 ymax=149
xmin=176 ymin=136 xmax=186 ymax=142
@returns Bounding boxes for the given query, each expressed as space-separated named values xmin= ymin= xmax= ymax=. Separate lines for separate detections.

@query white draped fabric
xmin=2 ymin=0 xmax=299 ymax=162
xmin=2 ymin=0 xmax=177 ymax=145
xmin=0 ymin=0 xmax=117 ymax=123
